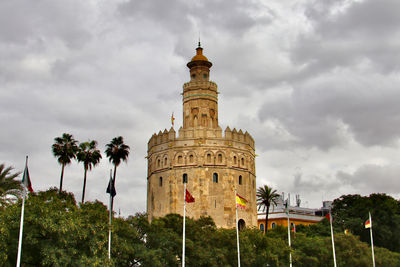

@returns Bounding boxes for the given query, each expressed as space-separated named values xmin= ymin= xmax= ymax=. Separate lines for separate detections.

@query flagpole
xmin=287 ymin=205 xmax=292 ymax=267
xmin=329 ymin=212 xmax=337 ymax=267
xmin=16 ymin=187 xmax=26 ymax=267
xmin=108 ymin=169 xmax=112 ymax=260
xmin=235 ymin=189 xmax=241 ymax=267
xmin=182 ymin=182 xmax=186 ymax=267
xmin=16 ymin=156 xmax=28 ymax=267
xmin=108 ymin=193 xmax=112 ymax=259
xmin=369 ymin=212 xmax=376 ymax=267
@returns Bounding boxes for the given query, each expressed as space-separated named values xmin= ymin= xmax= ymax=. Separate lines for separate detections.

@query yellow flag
xmin=236 ymin=194 xmax=247 ymax=209
xmin=171 ymin=112 xmax=175 ymax=127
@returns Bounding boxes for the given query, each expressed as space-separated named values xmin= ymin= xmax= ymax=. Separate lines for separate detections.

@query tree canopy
xmin=1 ymin=189 xmax=400 ymax=266
xmin=257 ymin=185 xmax=280 ymax=232
xmin=52 ymin=133 xmax=79 ymax=193
xmin=77 ymin=140 xmax=102 ymax=203
xmin=0 ymin=163 xmax=22 ymax=206
xmin=331 ymin=193 xmax=400 ymax=253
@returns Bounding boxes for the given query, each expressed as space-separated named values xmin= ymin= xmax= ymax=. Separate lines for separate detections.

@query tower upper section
xmin=183 ymin=44 xmax=219 ymax=129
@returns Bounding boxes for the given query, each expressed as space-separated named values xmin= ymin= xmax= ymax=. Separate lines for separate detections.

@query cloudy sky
xmin=1 ymin=0 xmax=400 ymax=216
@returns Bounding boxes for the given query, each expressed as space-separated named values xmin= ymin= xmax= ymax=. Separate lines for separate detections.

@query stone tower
xmin=146 ymin=44 xmax=257 ymax=228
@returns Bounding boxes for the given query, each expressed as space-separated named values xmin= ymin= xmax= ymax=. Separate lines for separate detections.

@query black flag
xmin=106 ymin=174 xmax=116 ymax=197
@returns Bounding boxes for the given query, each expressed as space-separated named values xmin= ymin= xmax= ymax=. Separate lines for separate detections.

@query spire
xmin=198 ymin=31 xmax=201 ymax=48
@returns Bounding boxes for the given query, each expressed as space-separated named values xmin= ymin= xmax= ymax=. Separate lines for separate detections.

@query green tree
xmin=105 ymin=136 xmax=130 ymax=209
xmin=257 ymin=185 xmax=280 ymax=233
xmin=0 ymin=163 xmax=22 ymax=206
xmin=296 ymin=218 xmax=331 ymax=237
xmin=105 ymin=136 xmax=130 ymax=184
xmin=52 ymin=133 xmax=79 ymax=193
xmin=332 ymin=193 xmax=400 ymax=252
xmin=2 ymin=197 xmax=400 ymax=266
xmin=0 ymin=188 xmax=148 ymax=266
xmin=0 ymin=189 xmax=108 ymax=266
xmin=77 ymin=140 xmax=102 ymax=203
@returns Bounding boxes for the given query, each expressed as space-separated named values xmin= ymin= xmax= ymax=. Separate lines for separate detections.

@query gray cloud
xmin=293 ymin=172 xmax=341 ymax=194
xmin=118 ymin=0 xmax=264 ymax=36
xmin=337 ymin=164 xmax=400 ymax=194
xmin=259 ymin=70 xmax=400 ymax=149
xmin=294 ymin=0 xmax=400 ymax=77
xmin=0 ymin=0 xmax=92 ymax=47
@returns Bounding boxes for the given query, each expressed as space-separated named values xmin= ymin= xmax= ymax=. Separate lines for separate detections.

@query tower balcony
xmin=183 ymin=80 xmax=218 ymax=91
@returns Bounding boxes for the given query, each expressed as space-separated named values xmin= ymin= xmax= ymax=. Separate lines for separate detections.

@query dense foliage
xmin=1 ymin=189 xmax=399 ymax=266
xmin=331 ymin=193 xmax=400 ymax=252
xmin=0 ymin=163 xmax=22 ymax=206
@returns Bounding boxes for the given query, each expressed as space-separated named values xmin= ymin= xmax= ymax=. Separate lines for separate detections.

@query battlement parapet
xmin=148 ymin=125 xmax=254 ymax=150
xmin=224 ymin=126 xmax=255 ymax=149
xmin=148 ymin=127 xmax=176 ymax=150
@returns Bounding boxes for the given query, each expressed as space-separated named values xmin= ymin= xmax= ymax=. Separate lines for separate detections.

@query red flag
xmin=325 ymin=213 xmax=331 ymax=221
xmin=291 ymin=224 xmax=296 ymax=238
xmin=185 ymin=189 xmax=195 ymax=203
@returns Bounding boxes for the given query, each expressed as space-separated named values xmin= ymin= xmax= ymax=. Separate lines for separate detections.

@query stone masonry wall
xmin=147 ymin=127 xmax=256 ymax=228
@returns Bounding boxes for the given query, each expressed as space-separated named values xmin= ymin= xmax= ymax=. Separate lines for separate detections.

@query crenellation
xmin=232 ymin=128 xmax=238 ymax=141
xmin=238 ymin=129 xmax=244 ymax=142
xmin=161 ymin=129 xmax=168 ymax=142
xmin=168 ymin=127 xmax=176 ymax=140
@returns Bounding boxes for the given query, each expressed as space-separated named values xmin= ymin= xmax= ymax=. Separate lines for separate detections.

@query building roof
xmin=258 ymin=211 xmax=324 ymax=223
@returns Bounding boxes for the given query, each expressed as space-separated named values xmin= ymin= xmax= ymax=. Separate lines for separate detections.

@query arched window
xmin=260 ymin=223 xmax=264 ymax=232
xmin=207 ymin=153 xmax=211 ymax=163
xmin=239 ymin=175 xmax=242 ymax=185
xmin=271 ymin=222 xmax=276 ymax=229
xmin=159 ymin=177 xmax=163 ymax=187
xmin=241 ymin=157 xmax=245 ymax=166
xmin=213 ymin=173 xmax=218 ymax=183
xmin=183 ymin=173 xmax=188 ymax=184
xmin=178 ymin=155 xmax=183 ymax=164
xmin=189 ymin=154 xmax=194 ymax=163
xmin=218 ymin=153 xmax=222 ymax=163
xmin=164 ymin=157 xmax=168 ymax=166
xmin=233 ymin=156 xmax=237 ymax=164
xmin=157 ymin=159 xmax=161 ymax=168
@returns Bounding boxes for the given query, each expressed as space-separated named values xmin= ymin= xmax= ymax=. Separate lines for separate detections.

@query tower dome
xmin=187 ymin=42 xmax=212 ymax=69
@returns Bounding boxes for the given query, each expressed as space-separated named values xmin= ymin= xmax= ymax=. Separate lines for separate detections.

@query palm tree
xmin=105 ymin=136 xmax=130 ymax=210
xmin=77 ymin=140 xmax=102 ymax=203
xmin=0 ymin=163 xmax=22 ymax=206
xmin=257 ymin=185 xmax=280 ymax=233
xmin=52 ymin=133 xmax=79 ymax=193
xmin=105 ymin=136 xmax=130 ymax=184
